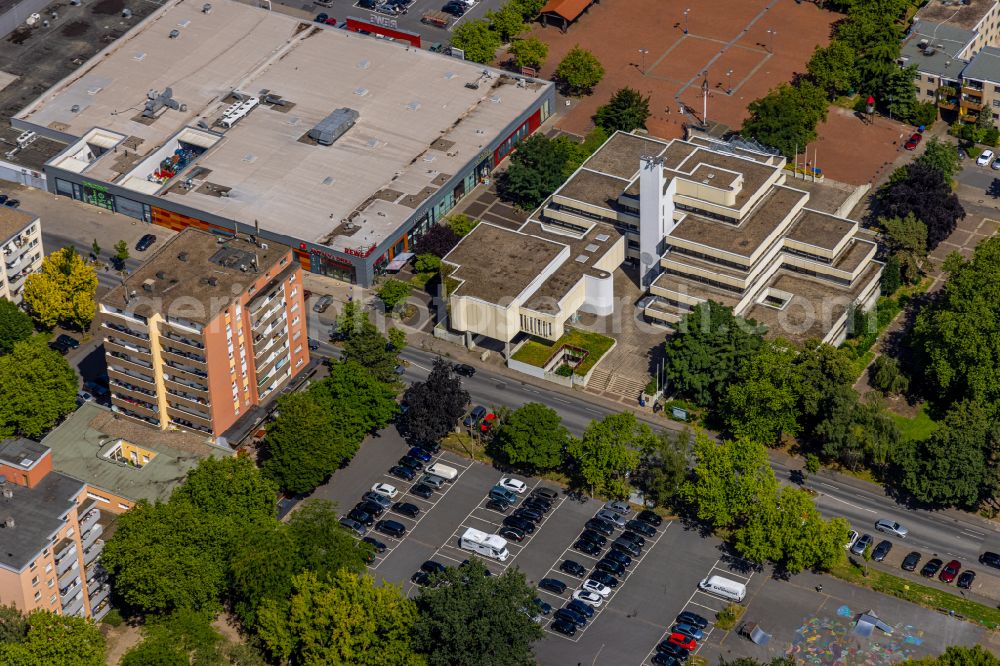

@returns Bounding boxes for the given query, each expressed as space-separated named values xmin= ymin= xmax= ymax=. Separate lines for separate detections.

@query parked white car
xmin=499 ymin=477 xmax=527 ymax=494
xmin=371 ymin=483 xmax=398 ymax=499
xmin=582 ymin=579 xmax=612 ymax=598
xmin=977 ymin=149 xmax=995 ymax=166
xmin=845 ymin=529 xmax=859 ymax=550
xmin=572 ymin=589 xmax=604 ymax=607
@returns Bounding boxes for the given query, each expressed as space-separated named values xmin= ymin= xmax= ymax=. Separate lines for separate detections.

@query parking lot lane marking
xmin=710 ymin=567 xmax=751 ymax=581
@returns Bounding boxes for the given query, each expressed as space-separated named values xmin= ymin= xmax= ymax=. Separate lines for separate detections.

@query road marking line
xmin=821 ymin=494 xmax=878 ymax=513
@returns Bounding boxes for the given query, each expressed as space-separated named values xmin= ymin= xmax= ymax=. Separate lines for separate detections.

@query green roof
xmin=41 ymin=402 xmax=232 ymax=505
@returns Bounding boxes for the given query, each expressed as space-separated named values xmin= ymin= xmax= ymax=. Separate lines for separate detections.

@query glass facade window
xmin=55 ymin=178 xmax=74 ymax=197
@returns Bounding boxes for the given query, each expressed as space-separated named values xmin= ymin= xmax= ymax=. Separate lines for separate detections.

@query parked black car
xmin=551 ymin=618 xmax=576 ymax=636
xmin=573 ymin=539 xmax=601 ymax=556
xmin=485 ymin=498 xmax=510 ymax=513
xmin=452 ymin=363 xmax=475 ymax=376
xmin=523 ymin=497 xmax=552 ymax=513
xmin=554 ymin=607 xmax=586 ymax=627
xmin=957 ymin=570 xmax=976 ymax=589
xmin=392 ymin=502 xmax=421 ymax=518
xmin=595 ymin=558 xmax=625 ymax=576
xmin=676 ymin=611 xmax=708 ymax=629
xmin=625 ymin=519 xmax=656 ymax=537
xmin=410 ymin=483 xmax=434 ymax=499
xmin=585 ymin=517 xmax=615 ymax=536
xmin=657 ymin=642 xmax=690 ymax=661
xmin=579 ymin=529 xmax=607 ymax=548
xmin=356 ymin=500 xmax=385 ymax=517
xmin=566 ymin=599 xmax=594 ymax=619
xmin=901 ymin=551 xmax=921 ymax=571
xmin=871 ymin=540 xmax=892 ymax=562
xmin=362 ymin=536 xmax=386 ymax=553
xmin=620 ymin=530 xmax=646 ymax=548
xmin=347 ymin=508 xmax=374 ymax=526
xmin=538 ymin=578 xmax=566 ymax=594
xmin=603 ymin=548 xmax=632 ymax=567
xmin=979 ymin=551 xmax=1000 ymax=569
xmin=50 ymin=334 xmax=80 ymax=354
xmin=503 ymin=516 xmax=535 ymax=534
xmin=920 ymin=558 xmax=943 ymax=578
xmin=588 ymin=570 xmax=619 ymax=588
xmin=421 ymin=560 xmax=447 ymax=575
xmin=498 ymin=526 xmax=525 ymax=542
xmin=636 ymin=509 xmax=662 ymax=527
xmin=531 ymin=487 xmax=560 ymax=501
xmin=375 ymin=519 xmax=406 ymax=537
xmin=389 ymin=465 xmax=416 ymax=481
xmin=512 ymin=507 xmax=544 ymax=524
xmin=560 ymin=560 xmax=587 ymax=577
xmin=136 ymin=233 xmax=157 ymax=251
xmin=398 ymin=455 xmax=424 ymax=471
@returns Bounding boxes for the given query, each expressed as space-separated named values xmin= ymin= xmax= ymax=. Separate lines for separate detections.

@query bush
xmin=870 ymin=355 xmax=909 ymax=396
xmin=715 ymin=603 xmax=745 ymax=630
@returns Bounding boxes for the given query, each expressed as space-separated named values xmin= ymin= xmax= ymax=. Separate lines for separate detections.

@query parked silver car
xmin=596 ymin=509 xmax=627 ymax=529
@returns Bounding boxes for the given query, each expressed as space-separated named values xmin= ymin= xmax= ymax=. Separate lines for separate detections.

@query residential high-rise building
xmin=0 ymin=207 xmax=43 ymax=304
xmin=99 ymin=229 xmax=309 ymax=437
xmin=0 ymin=438 xmax=110 ymax=620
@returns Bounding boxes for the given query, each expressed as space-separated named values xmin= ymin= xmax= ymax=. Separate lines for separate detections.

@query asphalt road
xmin=42 ymin=229 xmax=146 ymax=292
xmin=311 ymin=335 xmax=1000 ymax=570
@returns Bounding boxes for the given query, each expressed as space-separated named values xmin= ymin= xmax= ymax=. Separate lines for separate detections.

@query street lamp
xmin=638 ymin=48 xmax=649 ymax=74
xmin=726 ymin=69 xmax=733 ymax=94
xmin=683 ymin=8 xmax=690 ymax=34
xmin=766 ymin=28 xmax=777 ymax=52
xmin=888 ymin=94 xmax=893 ymax=121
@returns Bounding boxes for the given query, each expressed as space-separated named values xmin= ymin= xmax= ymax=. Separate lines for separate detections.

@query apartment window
xmin=927 ymin=77 xmax=935 ymax=85
xmin=31 ymin=576 xmax=38 ymax=587
xmin=33 ymin=591 xmax=41 ymax=602
xmin=47 ymin=578 xmax=54 ymax=588
xmin=49 ymin=594 xmax=57 ymax=605
xmin=291 ymin=316 xmax=300 ymax=326
xmin=914 ymin=73 xmax=921 ymax=81
xmin=280 ymin=257 xmax=288 ymax=266
xmin=295 ymin=358 xmax=304 ymax=368
xmin=292 ymin=330 xmax=302 ymax=341
xmin=995 ymin=113 xmax=1000 ymax=120
xmin=290 ymin=288 xmax=297 ymax=298
xmin=289 ymin=273 xmax=296 ymax=283
xmin=44 ymin=563 xmax=52 ymax=574
xmin=993 ymin=99 xmax=1000 ymax=107
xmin=29 ymin=560 xmax=36 ymax=571
xmin=290 ymin=302 xmax=299 ymax=313
xmin=294 ymin=344 xmax=303 ymax=354
xmin=66 ymin=527 xmax=74 ymax=537
xmin=994 ymin=85 xmax=1000 ymax=93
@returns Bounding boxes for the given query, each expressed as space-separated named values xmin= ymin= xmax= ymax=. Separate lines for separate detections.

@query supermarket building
xmin=12 ymin=0 xmax=554 ymax=286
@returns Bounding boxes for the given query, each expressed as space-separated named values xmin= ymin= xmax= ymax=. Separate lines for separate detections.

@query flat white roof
xmin=19 ymin=0 xmax=550 ymax=253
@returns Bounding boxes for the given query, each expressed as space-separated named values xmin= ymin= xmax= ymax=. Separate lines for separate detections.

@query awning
xmin=385 ymin=252 xmax=415 ymax=272
xmin=539 ymin=0 xmax=594 ymax=22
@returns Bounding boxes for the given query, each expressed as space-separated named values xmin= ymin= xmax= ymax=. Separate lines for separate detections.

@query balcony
xmin=91 ymin=598 xmax=111 ymax=621
xmin=60 ymin=576 xmax=81 ymax=603
xmin=254 ymin=328 xmax=287 ymax=357
xmin=110 ymin=378 xmax=157 ymax=399
xmin=160 ymin=330 xmax=204 ymax=350
xmin=115 ymin=407 xmax=160 ymax=428
xmin=937 ymin=98 xmax=959 ymax=110
xmin=105 ymin=336 xmax=152 ymax=357
xmin=166 ymin=403 xmax=212 ymax=427
xmin=85 ymin=560 xmax=105 ymax=585
xmin=161 ymin=345 xmax=206 ymax=365
xmin=61 ymin=592 xmax=84 ymax=616
xmin=248 ymin=287 xmax=281 ymax=315
xmin=102 ymin=320 xmax=150 ymax=342
xmin=164 ymin=375 xmax=208 ymax=394
xmin=252 ymin=302 xmax=286 ymax=331
xmin=79 ymin=508 xmax=100 ymax=534
xmin=55 ymin=544 xmax=78 ymax=575
xmin=100 ymin=305 xmax=148 ymax=328
xmin=57 ymin=558 xmax=79 ymax=586
xmin=168 ymin=416 xmax=213 ymax=434
xmin=113 ymin=391 xmax=157 ymax=413
xmin=164 ymin=316 xmax=203 ymax=335
xmin=163 ymin=359 xmax=207 ymax=379
xmin=962 ymin=96 xmax=984 ymax=111
xmin=108 ymin=350 xmax=154 ymax=371
xmin=165 ymin=387 xmax=209 ymax=407
xmin=54 ymin=537 xmax=76 ymax=565
xmin=82 ymin=524 xmax=103 ymax=550
xmin=83 ymin=539 xmax=104 ymax=565
xmin=88 ymin=583 xmax=110 ymax=608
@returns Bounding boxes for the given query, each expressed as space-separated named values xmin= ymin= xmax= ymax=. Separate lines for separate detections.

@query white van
xmin=426 ymin=462 xmax=458 ymax=482
xmin=698 ymin=575 xmax=746 ymax=602
xmin=459 ymin=528 xmax=509 ymax=561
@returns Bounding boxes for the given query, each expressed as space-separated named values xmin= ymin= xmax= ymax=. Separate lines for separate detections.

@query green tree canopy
xmin=286 ymin=499 xmax=374 ymax=577
xmin=0 ymin=610 xmax=105 ymax=666
xmin=915 ymin=137 xmax=961 ymax=181
xmin=740 ymin=81 xmax=828 ymax=158
xmin=486 ymin=3 xmax=525 ymax=42
xmin=378 ymin=279 xmax=412 ymax=312
xmin=403 ymin=358 xmax=470 ymax=445
xmin=414 ymin=253 xmax=442 ymax=274
xmin=257 ymin=570 xmax=423 ymax=666
xmin=412 ymin=559 xmax=542 ymax=666
xmin=508 ymin=36 xmax=548 ymax=69
xmin=566 ymin=412 xmax=646 ymax=498
xmin=0 ymin=336 xmax=77 ymax=438
xmin=807 ymin=40 xmax=856 ymax=98
xmin=450 ymin=20 xmax=501 ymax=64
xmin=594 ymin=87 xmax=651 ymax=133
xmin=814 ymin=389 xmax=900 ymax=470
xmin=892 ymin=400 xmax=999 ymax=508
xmin=664 ymin=301 xmax=766 ymax=407
xmin=340 ymin=308 xmax=401 ymax=384
xmin=881 ymin=212 xmax=928 ymax=283
xmin=876 ymin=163 xmax=964 ymax=252
xmin=499 ymin=134 xmax=571 ymax=209
xmin=910 ymin=645 xmax=1000 ymax=666
xmin=722 ymin=342 xmax=801 ymax=446
xmin=911 ymin=237 xmax=1000 ymax=408
xmin=0 ymin=300 xmax=33 ymax=356
xmin=554 ymin=46 xmax=605 ymax=94
xmin=0 ymin=605 xmax=27 ymax=644
xmin=447 ymin=213 xmax=479 ymax=237
xmin=491 ymin=402 xmax=571 ymax=473
xmin=263 ymin=391 xmax=342 ymax=494
xmin=171 ymin=455 xmax=277 ymax=525
xmin=636 ymin=429 xmax=690 ymax=508
xmin=791 ymin=341 xmax=856 ymax=429
xmin=22 ymin=246 xmax=98 ymax=331
xmin=315 ymin=359 xmax=399 ymax=438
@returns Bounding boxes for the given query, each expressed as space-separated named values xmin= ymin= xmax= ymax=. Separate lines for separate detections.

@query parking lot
xmin=309 ymin=425 xmax=993 ymax=665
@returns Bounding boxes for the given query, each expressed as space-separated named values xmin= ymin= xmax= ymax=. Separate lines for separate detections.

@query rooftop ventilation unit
xmin=143 ymin=87 xmax=186 ymax=118
xmin=308 ymin=107 xmax=359 ymax=146
xmin=220 ymin=95 xmax=260 ymax=129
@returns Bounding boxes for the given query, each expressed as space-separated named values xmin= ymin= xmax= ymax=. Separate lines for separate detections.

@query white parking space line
xmin=538 ymin=516 xmax=673 ymax=641
xmin=639 ymin=556 xmax=757 ymax=665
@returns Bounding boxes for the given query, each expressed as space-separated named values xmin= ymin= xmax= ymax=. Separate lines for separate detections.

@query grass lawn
xmin=511 ymin=328 xmax=615 ymax=376
xmin=828 ymin=558 xmax=1000 ymax=630
xmin=891 ymin=403 xmax=939 ymax=442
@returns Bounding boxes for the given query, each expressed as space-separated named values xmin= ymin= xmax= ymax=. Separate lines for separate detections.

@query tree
xmin=341 ymin=312 xmax=401 ymax=384
xmin=486 ymin=3 xmax=524 ymax=42
xmin=447 ymin=214 xmax=479 ymax=238
xmin=171 ymin=455 xmax=277 ymax=526
xmin=102 ymin=500 xmax=226 ymax=614
xmin=257 ymin=570 xmax=423 ymax=666
xmin=508 ymin=0 xmax=544 ymax=20
xmin=791 ymin=342 xmax=856 ymax=430
xmin=0 ymin=300 xmax=33 ymax=355
xmin=594 ymin=87 xmax=651 ymax=133
xmin=508 ymin=36 xmax=548 ymax=70
xmin=880 ymin=253 xmax=902 ymax=295
xmin=813 ymin=389 xmax=900 ymax=470
xmin=262 ymin=391 xmax=343 ymax=494
xmin=557 ymin=126 xmax=608 ymax=176
xmin=636 ymin=429 xmax=690 ymax=508
xmin=491 ymin=402 xmax=570 ymax=472
xmin=499 ymin=134 xmax=570 ymax=209
xmin=807 ymin=41 xmax=855 ymax=98
xmin=910 ymin=645 xmax=1000 ymax=666
xmin=121 ymin=610 xmax=221 ymax=666
xmin=664 ymin=301 xmax=766 ymax=407
xmin=882 ymin=64 xmax=920 ymax=123
xmin=412 ymin=559 xmax=542 ymax=666
xmin=403 ymin=358 xmax=469 ymax=445
xmin=413 ymin=224 xmax=460 ymax=258
xmin=869 ymin=355 xmax=909 ymax=396
xmin=892 ymin=401 xmax=999 ymax=508
xmin=0 ymin=605 xmax=27 ymax=644
xmin=911 ymin=237 xmax=1000 ymax=408
xmin=229 ymin=521 xmax=297 ymax=629
xmin=916 ymin=137 xmax=961 ymax=181
xmin=554 ymin=46 xmax=605 ymax=94
xmin=450 ymin=20 xmax=501 ymax=64
xmin=876 ymin=163 xmax=964 ymax=252
xmin=414 ymin=253 xmax=442 ymax=274
xmin=0 ymin=336 xmax=77 ymax=438
xmin=741 ymin=81 xmax=828 ymax=158
xmin=881 ymin=212 xmax=928 ymax=283
xmin=388 ymin=327 xmax=407 ymax=351
xmin=90 ymin=238 xmax=101 ymax=260
xmin=287 ymin=499 xmax=373 ymax=579
xmin=113 ymin=239 xmax=129 ymax=266
xmin=566 ymin=412 xmax=646 ymax=498
xmin=22 ymin=246 xmax=98 ymax=330
xmin=722 ymin=343 xmax=801 ymax=446
xmin=378 ymin=279 xmax=412 ymax=312
xmin=681 ymin=432 xmax=778 ymax=529
xmin=0 ymin=610 xmax=105 ymax=666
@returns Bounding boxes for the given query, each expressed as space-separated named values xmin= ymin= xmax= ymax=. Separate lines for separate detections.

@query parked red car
xmin=904 ymin=132 xmax=922 ymax=150
xmin=668 ymin=632 xmax=697 ymax=651
xmin=939 ymin=559 xmax=962 ymax=583
xmin=480 ymin=413 xmax=497 ymax=432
